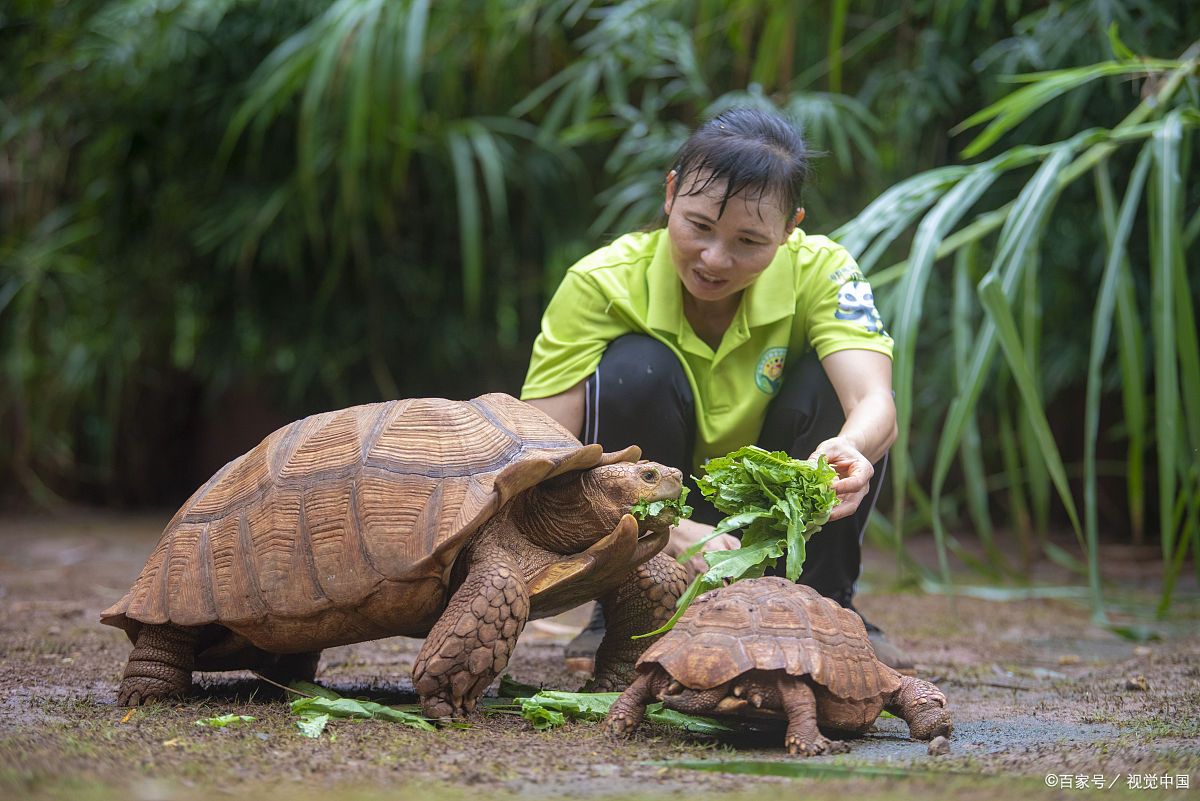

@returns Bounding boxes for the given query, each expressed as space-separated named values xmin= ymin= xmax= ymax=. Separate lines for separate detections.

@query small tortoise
xmin=102 ymin=393 xmax=689 ymax=719
xmin=604 ymin=577 xmax=951 ymax=755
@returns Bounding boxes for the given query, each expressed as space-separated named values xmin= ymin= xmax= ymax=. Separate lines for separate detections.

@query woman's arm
xmin=813 ymin=349 xmax=897 ymax=521
xmin=525 ymin=380 xmax=586 ymax=439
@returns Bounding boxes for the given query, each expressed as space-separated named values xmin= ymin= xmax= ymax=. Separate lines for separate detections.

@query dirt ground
xmin=0 ymin=510 xmax=1196 ymax=801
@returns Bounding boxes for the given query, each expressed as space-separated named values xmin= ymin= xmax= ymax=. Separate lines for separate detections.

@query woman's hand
xmin=810 ymin=436 xmax=874 ymax=522
xmin=663 ymin=518 xmax=740 ymax=577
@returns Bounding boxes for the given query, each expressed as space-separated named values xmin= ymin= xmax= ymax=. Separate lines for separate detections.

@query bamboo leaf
xmin=827 ymin=0 xmax=848 ymax=94
xmin=1150 ymin=112 xmax=1183 ymax=566
xmin=929 ymin=144 xmax=1074 ymax=581
xmin=830 ymin=166 xmax=968 ymax=266
xmin=1093 ymin=160 xmax=1148 ymax=545
xmin=340 ymin=0 xmax=384 ymax=223
xmin=955 ymin=61 xmax=1182 ymax=158
xmin=296 ymin=1 xmax=369 ymax=243
xmin=1170 ymin=182 xmax=1200 ymax=463
xmin=978 ymin=275 xmax=1082 ymax=539
xmin=1106 ymin=23 xmax=1137 ymax=62
xmin=219 ymin=25 xmax=321 ymax=166
xmin=401 ymin=0 xmax=431 ymax=123
xmin=1084 ymin=146 xmax=1152 ymax=622
xmin=890 ymin=165 xmax=1000 ymax=546
xmin=997 ymin=385 xmax=1033 ymax=567
xmin=466 ymin=122 xmax=510 ymax=229
xmin=1018 ymin=254 xmax=1050 ymax=540
xmin=953 ymin=244 xmax=1001 ymax=564
xmin=447 ymin=130 xmax=483 ymax=319
xmin=1159 ymin=465 xmax=1200 ymax=615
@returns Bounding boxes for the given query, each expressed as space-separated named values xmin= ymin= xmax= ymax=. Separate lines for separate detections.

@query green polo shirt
xmin=521 ymin=228 xmax=893 ymax=474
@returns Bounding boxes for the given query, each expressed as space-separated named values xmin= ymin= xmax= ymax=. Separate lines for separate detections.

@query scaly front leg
xmin=603 ymin=667 xmax=670 ymax=737
xmin=779 ymin=675 xmax=849 ymax=756
xmin=587 ymin=551 xmax=688 ymax=691
xmin=413 ymin=546 xmax=529 ymax=720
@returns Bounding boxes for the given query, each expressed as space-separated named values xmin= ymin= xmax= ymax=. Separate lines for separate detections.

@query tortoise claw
xmin=785 ymin=733 xmax=849 ymax=756
xmin=117 ymin=677 xmax=186 ymax=707
xmin=602 ymin=711 xmax=640 ymax=738
xmin=421 ymin=694 xmax=468 ymax=722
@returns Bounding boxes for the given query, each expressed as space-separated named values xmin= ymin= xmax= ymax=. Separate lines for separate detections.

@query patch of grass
xmin=1087 ymin=699 xmax=1200 ymax=740
xmin=1124 ymin=715 xmax=1200 ymax=739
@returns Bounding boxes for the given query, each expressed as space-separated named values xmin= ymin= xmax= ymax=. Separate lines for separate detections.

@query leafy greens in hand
xmin=637 ymin=446 xmax=838 ymax=638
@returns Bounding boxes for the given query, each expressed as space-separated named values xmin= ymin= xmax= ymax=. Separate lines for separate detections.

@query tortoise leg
xmin=118 ymin=624 xmax=198 ymax=706
xmin=884 ymin=675 xmax=952 ymax=741
xmin=602 ymin=667 xmax=670 ymax=737
xmin=778 ymin=675 xmax=849 ymax=756
xmin=586 ymin=551 xmax=688 ymax=691
xmin=412 ymin=546 xmax=529 ymax=720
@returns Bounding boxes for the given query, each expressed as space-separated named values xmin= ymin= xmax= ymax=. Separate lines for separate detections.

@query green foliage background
xmin=2 ymin=1 xmax=1198 ymax=605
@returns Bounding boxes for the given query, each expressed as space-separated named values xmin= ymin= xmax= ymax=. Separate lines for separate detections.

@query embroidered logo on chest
xmin=755 ymin=347 xmax=787 ymax=395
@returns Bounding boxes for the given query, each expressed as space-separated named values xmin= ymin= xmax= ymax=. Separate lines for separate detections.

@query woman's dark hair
xmin=669 ymin=106 xmax=810 ymax=219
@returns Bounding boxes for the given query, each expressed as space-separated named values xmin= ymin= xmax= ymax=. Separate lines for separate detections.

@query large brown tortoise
xmin=603 ymin=577 xmax=951 ymax=755
xmin=102 ymin=393 xmax=689 ymax=719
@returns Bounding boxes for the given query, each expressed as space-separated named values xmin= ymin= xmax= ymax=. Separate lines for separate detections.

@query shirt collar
xmin=646 ymin=231 xmax=684 ymax=334
xmin=645 ymin=228 xmax=797 ymax=334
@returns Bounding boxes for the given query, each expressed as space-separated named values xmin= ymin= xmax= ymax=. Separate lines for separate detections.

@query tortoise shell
xmin=101 ymin=393 xmax=634 ymax=653
xmin=637 ymin=576 xmax=900 ymax=702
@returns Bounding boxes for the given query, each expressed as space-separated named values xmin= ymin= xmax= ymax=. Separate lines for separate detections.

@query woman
xmin=520 ymin=107 xmax=909 ymax=670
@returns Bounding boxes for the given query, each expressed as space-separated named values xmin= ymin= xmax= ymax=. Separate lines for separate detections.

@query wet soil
xmin=0 ymin=511 xmax=1196 ymax=800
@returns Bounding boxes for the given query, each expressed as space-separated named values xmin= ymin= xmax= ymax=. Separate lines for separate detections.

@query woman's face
xmin=664 ymin=170 xmax=800 ymax=307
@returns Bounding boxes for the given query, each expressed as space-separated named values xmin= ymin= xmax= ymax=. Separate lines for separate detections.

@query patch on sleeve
xmin=834 ymin=280 xmax=887 ymax=335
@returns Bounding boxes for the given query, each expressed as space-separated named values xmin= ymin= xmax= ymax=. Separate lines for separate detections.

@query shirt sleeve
xmin=804 ymin=248 xmax=895 ymax=360
xmin=520 ymin=270 xmax=633 ymax=400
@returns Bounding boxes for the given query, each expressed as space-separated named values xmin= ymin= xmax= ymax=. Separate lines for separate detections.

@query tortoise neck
xmin=518 ymin=474 xmax=622 ymax=554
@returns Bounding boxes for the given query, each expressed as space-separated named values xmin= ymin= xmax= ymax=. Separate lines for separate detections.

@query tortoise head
xmin=656 ymin=677 xmax=734 ymax=715
xmin=526 ymin=460 xmax=682 ymax=554
xmin=587 ymin=460 xmax=684 ymax=531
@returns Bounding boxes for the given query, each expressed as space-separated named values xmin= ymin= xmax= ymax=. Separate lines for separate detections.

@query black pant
xmin=582 ymin=334 xmax=886 ymax=607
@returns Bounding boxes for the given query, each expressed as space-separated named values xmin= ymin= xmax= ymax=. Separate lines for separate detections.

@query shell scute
xmin=164 ymin=523 xmax=217 ymax=626
xmin=306 ymin=481 xmax=381 ymax=605
xmin=278 ymin=408 xmax=365 ymax=481
xmin=100 ymin=394 xmax=612 ymax=649
xmin=187 ymin=439 xmax=273 ymax=520
xmin=638 ymin=577 xmax=901 ymax=702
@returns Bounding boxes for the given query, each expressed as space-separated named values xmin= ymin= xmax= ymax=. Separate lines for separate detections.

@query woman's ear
xmin=784 ymin=207 xmax=805 ymax=238
xmin=664 ymin=170 xmax=677 ymax=215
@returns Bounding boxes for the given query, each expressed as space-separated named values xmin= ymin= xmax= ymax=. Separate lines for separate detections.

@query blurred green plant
xmin=1 ymin=1 xmax=1197 ymax=617
xmin=835 ymin=39 xmax=1200 ymax=619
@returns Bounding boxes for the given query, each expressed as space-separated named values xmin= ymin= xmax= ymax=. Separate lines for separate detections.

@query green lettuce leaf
xmin=641 ymin=446 xmax=838 ymax=637
xmin=289 ymin=692 xmax=437 ymax=737
xmin=296 ymin=712 xmax=330 ymax=738
xmin=514 ymin=690 xmax=732 ymax=734
xmin=631 ymin=485 xmax=693 ymax=523
xmin=194 ymin=714 xmax=256 ymax=728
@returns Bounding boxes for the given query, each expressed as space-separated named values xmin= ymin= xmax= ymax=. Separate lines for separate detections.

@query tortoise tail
xmin=118 ymin=624 xmax=198 ymax=706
